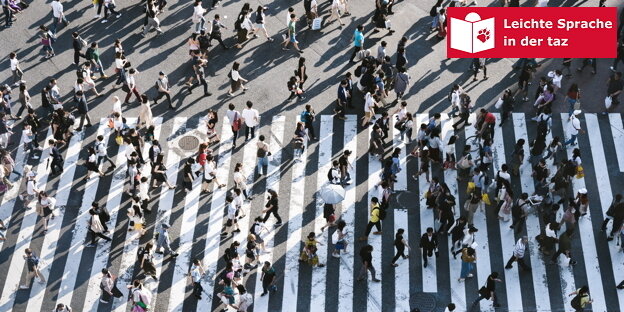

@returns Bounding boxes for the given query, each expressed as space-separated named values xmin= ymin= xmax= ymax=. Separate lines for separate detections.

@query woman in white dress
xmin=326 ymin=0 xmax=345 ymax=26
xmin=138 ymin=94 xmax=153 ymax=128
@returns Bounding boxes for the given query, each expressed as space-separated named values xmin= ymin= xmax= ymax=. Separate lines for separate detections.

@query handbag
xmin=605 ymin=96 xmax=613 ymax=110
xmin=494 ymin=97 xmax=503 ymax=109
xmin=575 ymin=165 xmax=584 ymax=179
xmin=232 ymin=112 xmax=242 ymax=132
xmin=311 ymin=17 xmax=322 ymax=30
xmin=466 ymin=182 xmax=476 ymax=194
xmin=478 ymin=285 xmax=490 ymax=298
xmin=481 ymin=193 xmax=491 ymax=205
xmin=115 ymin=135 xmax=124 ymax=145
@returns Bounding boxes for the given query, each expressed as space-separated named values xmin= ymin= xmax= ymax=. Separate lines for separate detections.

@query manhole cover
xmin=411 ymin=292 xmax=437 ymax=312
xmin=178 ymin=135 xmax=200 ymax=151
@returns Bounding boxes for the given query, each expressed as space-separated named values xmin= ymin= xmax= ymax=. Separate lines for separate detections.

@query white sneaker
xmin=101 ymin=19 xmax=108 ymax=23
xmin=467 ymin=273 xmax=474 ymax=278
xmin=19 ymin=285 xmax=29 ymax=289
xmin=332 ymin=253 xmax=341 ymax=258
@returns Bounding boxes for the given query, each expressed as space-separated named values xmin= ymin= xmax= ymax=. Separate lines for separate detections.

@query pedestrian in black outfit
xmin=50 ymin=139 xmax=65 ymax=175
xmin=185 ymin=58 xmax=212 ymax=96
xmin=336 ymin=79 xmax=349 ymax=120
xmin=92 ymin=202 xmax=110 ymax=233
xmin=71 ymin=32 xmax=86 ymax=65
xmin=472 ymin=272 xmax=502 ymax=308
xmin=262 ymin=189 xmax=282 ymax=226
xmin=357 ymin=244 xmax=380 ymax=282
xmin=602 ymin=194 xmax=623 ymax=233
xmin=260 ymin=261 xmax=277 ymax=296
xmin=499 ymin=89 xmax=514 ymax=126
xmin=420 ymin=227 xmax=438 ymax=268
xmin=153 ymin=71 xmax=173 ymax=109
xmin=606 ymin=197 xmax=624 ymax=240
xmin=391 ymin=228 xmax=410 ymax=267
xmin=551 ymin=228 xmax=576 ymax=266
xmin=510 ymin=193 xmax=529 ymax=234
xmin=452 ymin=93 xmax=471 ymax=130
xmin=209 ymin=15 xmax=229 ymax=49
xmin=86 ymin=208 xmax=112 ymax=247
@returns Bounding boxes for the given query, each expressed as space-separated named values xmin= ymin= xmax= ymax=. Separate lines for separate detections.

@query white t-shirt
xmin=51 ymin=1 xmax=63 ymax=18
xmin=241 ymin=108 xmax=259 ymax=127
xmin=10 ymin=58 xmax=18 ymax=71
xmin=96 ymin=141 xmax=107 ymax=157
xmin=567 ymin=116 xmax=581 ymax=136
xmin=22 ymin=128 xmax=33 ymax=144
xmin=230 ymin=70 xmax=241 ymax=81
xmin=115 ymin=58 xmax=125 ymax=69
xmin=552 ymin=74 xmax=562 ymax=88
xmin=112 ymin=100 xmax=122 ymax=114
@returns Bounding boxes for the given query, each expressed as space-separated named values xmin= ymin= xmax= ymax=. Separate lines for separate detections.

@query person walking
xmin=86 ymin=42 xmax=108 ymax=79
xmin=50 ymin=0 xmax=68 ymax=34
xmin=129 ymin=280 xmax=152 ymax=311
xmin=260 ymin=261 xmax=277 ymax=296
xmin=208 ymin=14 xmax=230 ymax=49
xmin=189 ymin=258 xmax=205 ymax=299
xmin=74 ymin=91 xmax=92 ymax=131
xmin=142 ymin=1 xmax=163 ymax=37
xmin=153 ymin=71 xmax=173 ymax=109
xmin=604 ymin=71 xmax=624 ymax=114
xmin=53 ymin=303 xmax=72 ymax=312
xmin=472 ymin=272 xmax=502 ymax=308
xmin=8 ymin=52 xmax=24 ymax=87
xmin=505 ymin=236 xmax=531 ymax=271
xmin=390 ymin=228 xmax=409 ymax=267
xmin=185 ymin=58 xmax=212 ymax=96
xmin=551 ymin=228 xmax=577 ymax=266
xmin=356 ymin=244 xmax=380 ymax=282
xmin=253 ymin=6 xmax=274 ymax=42
xmin=99 ymin=268 xmax=123 ymax=303
xmin=123 ymin=68 xmax=141 ymax=104
xmin=86 ymin=208 xmax=112 ymax=247
xmin=335 ymin=79 xmax=349 ymax=120
xmin=95 ymin=135 xmax=116 ymax=170
xmin=420 ymin=227 xmax=438 ymax=268
xmin=19 ymin=248 xmax=46 ymax=289
xmin=569 ymin=286 xmax=593 ymax=312
xmin=226 ymin=103 xmax=242 ymax=147
xmin=262 ymin=189 xmax=282 ymax=226
xmin=233 ymin=285 xmax=253 ymax=311
xmin=156 ymin=222 xmax=178 ymax=257
xmin=332 ymin=220 xmax=348 ymax=258
xmin=241 ymin=100 xmax=259 ymax=141
xmin=349 ymin=25 xmax=364 ymax=62
xmin=256 ymin=135 xmax=269 ymax=177
xmin=458 ymin=246 xmax=476 ymax=281
xmin=359 ymin=197 xmax=383 ymax=241
xmin=282 ymin=14 xmax=303 ymax=53
xmin=228 ymin=62 xmax=248 ymax=96
xmin=84 ymin=147 xmax=105 ymax=180
xmin=37 ymin=191 xmax=56 ymax=233
xmin=564 ymin=110 xmax=583 ymax=146
xmin=138 ymin=94 xmax=153 ymax=128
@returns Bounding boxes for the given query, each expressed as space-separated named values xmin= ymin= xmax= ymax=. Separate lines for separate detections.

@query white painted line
xmin=337 ymin=115 xmax=357 ymax=312
xmin=309 ymin=115 xmax=333 ymax=312
xmin=585 ymin=114 xmax=623 ymax=308
xmin=55 ymin=119 xmax=136 ymax=307
xmin=198 ymin=115 xmax=235 ymax=311
xmin=115 ymin=117 xmax=185 ymax=312
xmin=25 ymin=124 xmax=98 ymax=312
xmin=510 ymin=113 xmax=552 ymax=312
xmin=440 ymin=114 xmax=467 ymax=311
xmin=281 ymin=118 xmax=308 ymax=310
xmin=561 ymin=113 xmax=607 ymax=312
xmin=0 ymin=128 xmax=54 ymax=311
xmin=416 ymin=113 xmax=437 ymax=293
xmin=392 ymin=116 xmax=410 ymax=312
xmin=494 ymin=113 xmax=522 ymax=312
xmin=366 ymin=117 xmax=382 ymax=309
xmin=608 ymin=114 xmax=624 ymax=172
xmin=81 ymin=118 xmax=162 ymax=312
xmin=465 ymin=114 xmax=493 ymax=310
xmin=0 ymin=125 xmax=29 ymax=252
xmin=252 ymin=115 xmax=285 ymax=312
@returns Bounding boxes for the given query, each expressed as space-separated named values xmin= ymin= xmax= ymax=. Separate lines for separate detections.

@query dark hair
xmin=232 ymin=61 xmax=240 ymax=71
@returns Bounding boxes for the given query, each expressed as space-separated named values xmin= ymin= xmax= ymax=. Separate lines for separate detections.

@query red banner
xmin=446 ymin=7 xmax=617 ymax=58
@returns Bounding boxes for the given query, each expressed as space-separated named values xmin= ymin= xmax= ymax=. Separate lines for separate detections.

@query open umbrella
xmin=319 ymin=184 xmax=346 ymax=204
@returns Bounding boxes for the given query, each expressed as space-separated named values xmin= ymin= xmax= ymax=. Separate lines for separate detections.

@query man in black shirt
xmin=356 ymin=244 xmax=380 ymax=282
xmin=209 ymin=15 xmax=229 ymax=49
xmin=472 ymin=272 xmax=502 ymax=308
xmin=605 ymin=71 xmax=624 ymax=114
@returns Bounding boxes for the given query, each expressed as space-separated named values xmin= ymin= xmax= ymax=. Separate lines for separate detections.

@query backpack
xmin=563 ymin=160 xmax=577 ymax=177
xmin=28 ymin=255 xmax=40 ymax=267
xmin=375 ymin=207 xmax=387 ymax=220
xmin=327 ymin=168 xmax=334 ymax=182
xmin=483 ymin=174 xmax=492 ymax=186
xmin=571 ymin=294 xmax=584 ymax=309
xmin=537 ymin=115 xmax=550 ymax=135
xmin=429 ymin=5 xmax=438 ymax=17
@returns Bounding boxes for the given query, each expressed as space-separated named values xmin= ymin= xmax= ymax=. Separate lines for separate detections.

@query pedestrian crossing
xmin=0 ymin=113 xmax=623 ymax=311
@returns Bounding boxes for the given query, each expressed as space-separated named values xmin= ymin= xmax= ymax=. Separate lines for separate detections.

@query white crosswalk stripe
xmin=1 ymin=114 xmax=624 ymax=311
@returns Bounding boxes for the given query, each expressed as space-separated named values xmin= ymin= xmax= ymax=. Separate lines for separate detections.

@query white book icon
xmin=450 ymin=12 xmax=495 ymax=53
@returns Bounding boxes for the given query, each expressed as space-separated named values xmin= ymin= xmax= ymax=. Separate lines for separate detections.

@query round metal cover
xmin=410 ymin=292 xmax=436 ymax=312
xmin=178 ymin=135 xmax=200 ymax=151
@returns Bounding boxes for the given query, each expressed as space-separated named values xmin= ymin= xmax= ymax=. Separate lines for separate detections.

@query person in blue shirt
xmin=349 ymin=25 xmax=364 ymax=62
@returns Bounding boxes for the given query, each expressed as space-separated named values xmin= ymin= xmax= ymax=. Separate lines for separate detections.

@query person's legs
xmin=364 ymin=221 xmax=374 ymax=237
xmin=368 ymin=264 xmax=377 ymax=280
xmin=349 ymin=46 xmax=362 ymax=62
xmin=272 ymin=210 xmax=282 ymax=224
xmin=564 ymin=134 xmax=577 ymax=146
xmin=505 ymin=255 xmax=517 ymax=268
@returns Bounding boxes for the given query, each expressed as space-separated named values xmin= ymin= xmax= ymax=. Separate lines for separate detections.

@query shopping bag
xmin=466 ymin=182 xmax=475 ymax=194
xmin=605 ymin=96 xmax=613 ymax=110
xmin=311 ymin=17 xmax=322 ymax=30
xmin=494 ymin=97 xmax=503 ymax=109
xmin=115 ymin=135 xmax=124 ymax=145
xmin=575 ymin=165 xmax=584 ymax=179
xmin=481 ymin=193 xmax=491 ymax=205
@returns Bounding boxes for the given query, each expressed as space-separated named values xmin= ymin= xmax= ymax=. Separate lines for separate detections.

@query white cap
xmin=578 ymin=188 xmax=587 ymax=194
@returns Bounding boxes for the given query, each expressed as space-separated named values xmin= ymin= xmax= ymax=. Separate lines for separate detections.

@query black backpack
xmin=537 ymin=116 xmax=550 ymax=135
xmin=571 ymin=294 xmax=584 ymax=309
xmin=563 ymin=160 xmax=577 ymax=177
xmin=327 ymin=168 xmax=334 ymax=182
xmin=429 ymin=5 xmax=438 ymax=17
xmin=375 ymin=207 xmax=387 ymax=220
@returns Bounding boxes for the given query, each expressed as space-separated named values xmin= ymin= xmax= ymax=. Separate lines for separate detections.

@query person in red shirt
xmin=477 ymin=108 xmax=496 ymax=141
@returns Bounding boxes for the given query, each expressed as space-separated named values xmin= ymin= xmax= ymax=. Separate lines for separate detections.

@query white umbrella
xmin=319 ymin=184 xmax=346 ymax=204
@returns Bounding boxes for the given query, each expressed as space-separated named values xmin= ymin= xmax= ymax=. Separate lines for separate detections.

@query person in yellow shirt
xmin=359 ymin=197 xmax=382 ymax=241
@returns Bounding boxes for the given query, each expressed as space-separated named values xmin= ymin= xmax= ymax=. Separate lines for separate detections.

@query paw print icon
xmin=450 ymin=12 xmax=495 ymax=53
